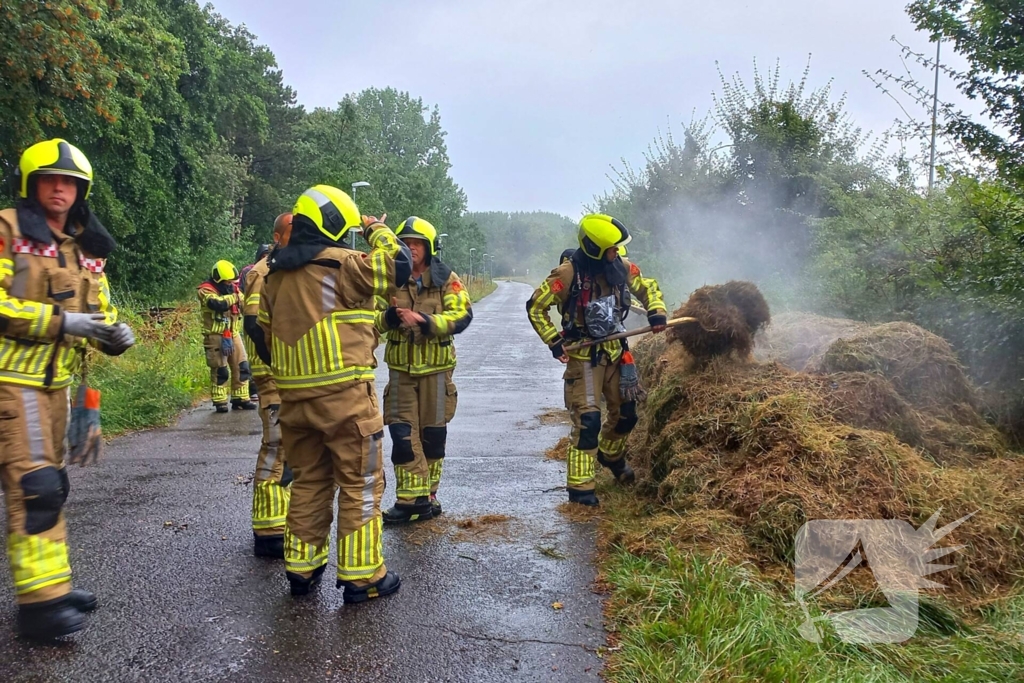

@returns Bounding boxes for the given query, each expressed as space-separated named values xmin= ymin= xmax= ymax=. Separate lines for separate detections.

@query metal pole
xmin=929 ymin=39 xmax=941 ymax=191
xmin=351 ymin=185 xmax=358 ymax=249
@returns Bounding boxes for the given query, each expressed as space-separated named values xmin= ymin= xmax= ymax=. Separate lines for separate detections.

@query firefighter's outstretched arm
xmin=417 ymin=273 xmax=473 ymax=337
xmin=351 ymin=222 xmax=413 ymax=302
xmin=527 ymin=264 xmax=572 ymax=358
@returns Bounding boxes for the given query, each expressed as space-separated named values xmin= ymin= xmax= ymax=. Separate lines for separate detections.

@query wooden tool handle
xmin=563 ymin=317 xmax=697 ymax=352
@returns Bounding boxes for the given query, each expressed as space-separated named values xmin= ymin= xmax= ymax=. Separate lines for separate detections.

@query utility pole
xmin=928 ymin=39 xmax=941 ymax=191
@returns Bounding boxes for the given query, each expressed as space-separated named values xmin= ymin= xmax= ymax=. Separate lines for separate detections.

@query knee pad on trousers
xmin=239 ymin=361 xmax=252 ymax=382
xmin=388 ymin=423 xmax=415 ymax=464
xmin=216 ymin=366 xmax=229 ymax=385
xmin=578 ymin=411 xmax=602 ymax=451
xmin=21 ymin=467 xmax=66 ymax=534
xmin=281 ymin=464 xmax=294 ymax=487
xmin=615 ymin=401 xmax=639 ymax=434
xmin=422 ymin=426 xmax=448 ymax=460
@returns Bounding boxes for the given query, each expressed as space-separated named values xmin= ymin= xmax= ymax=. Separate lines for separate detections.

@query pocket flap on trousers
xmin=357 ymin=415 xmax=384 ymax=438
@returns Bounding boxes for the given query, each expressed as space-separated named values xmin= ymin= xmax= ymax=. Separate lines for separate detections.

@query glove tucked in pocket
xmin=68 ymin=383 xmax=102 ymax=466
xmin=221 ymin=330 xmax=234 ymax=357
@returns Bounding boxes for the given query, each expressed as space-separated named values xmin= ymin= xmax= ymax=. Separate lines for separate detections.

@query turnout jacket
xmin=257 ymin=226 xmax=408 ymax=400
xmin=197 ymin=280 xmax=243 ymax=336
xmin=527 ymin=256 xmax=665 ymax=363
xmin=242 ymin=258 xmax=271 ymax=378
xmin=0 ymin=208 xmax=117 ymax=390
xmin=375 ymin=259 xmax=473 ymax=376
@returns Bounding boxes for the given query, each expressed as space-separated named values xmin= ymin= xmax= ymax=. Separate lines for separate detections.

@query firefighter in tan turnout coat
xmin=253 ymin=185 xmax=412 ymax=602
xmin=0 ymin=139 xmax=135 ymax=639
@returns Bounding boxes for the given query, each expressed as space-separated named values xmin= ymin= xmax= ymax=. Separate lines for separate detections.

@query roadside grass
xmin=467 ymin=276 xmax=497 ymax=302
xmin=593 ymin=482 xmax=1024 ymax=683
xmin=86 ymin=301 xmax=207 ymax=436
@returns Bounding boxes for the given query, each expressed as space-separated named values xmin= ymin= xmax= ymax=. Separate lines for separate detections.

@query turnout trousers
xmin=0 ymin=384 xmax=74 ymax=604
xmin=279 ymin=380 xmax=387 ymax=587
xmin=383 ymin=368 xmax=457 ymax=504
xmin=251 ymin=374 xmax=289 ymax=537
xmin=203 ymin=332 xmax=250 ymax=406
xmin=563 ymin=355 xmax=638 ymax=492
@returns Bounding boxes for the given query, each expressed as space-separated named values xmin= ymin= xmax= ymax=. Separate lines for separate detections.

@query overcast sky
xmin=209 ymin=0 xmax=961 ymax=218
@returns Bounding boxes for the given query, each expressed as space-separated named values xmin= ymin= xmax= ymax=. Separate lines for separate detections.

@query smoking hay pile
xmin=624 ymin=282 xmax=1024 ymax=604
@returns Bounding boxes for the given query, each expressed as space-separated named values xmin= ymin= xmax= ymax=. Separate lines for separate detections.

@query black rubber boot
xmin=215 ymin=404 xmax=229 ymax=414
xmin=430 ymin=495 xmax=442 ymax=518
xmin=253 ymin=534 xmax=285 ymax=559
xmin=382 ymin=497 xmax=433 ymax=525
xmin=231 ymin=398 xmax=257 ymax=411
xmin=567 ymin=488 xmax=600 ymax=507
xmin=287 ymin=564 xmax=326 ymax=597
xmin=339 ymin=571 xmax=401 ymax=604
xmin=17 ymin=596 xmax=85 ymax=640
xmin=67 ymin=588 xmax=97 ymax=613
xmin=597 ymin=451 xmax=636 ymax=485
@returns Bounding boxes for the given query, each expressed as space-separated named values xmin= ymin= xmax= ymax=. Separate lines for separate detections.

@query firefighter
xmin=376 ymin=217 xmax=473 ymax=524
xmin=527 ymin=214 xmax=667 ymax=506
xmin=241 ymin=214 xmax=292 ymax=558
xmin=0 ymin=138 xmax=135 ymax=639
xmin=254 ymin=185 xmax=412 ymax=602
xmin=197 ymin=260 xmax=255 ymax=413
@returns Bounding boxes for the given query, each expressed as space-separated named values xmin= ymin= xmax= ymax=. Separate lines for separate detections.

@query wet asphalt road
xmin=0 ymin=282 xmax=605 ymax=682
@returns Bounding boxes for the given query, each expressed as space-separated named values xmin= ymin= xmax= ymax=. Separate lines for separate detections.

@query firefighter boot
xmin=232 ymin=398 xmax=257 ymax=411
xmin=17 ymin=596 xmax=85 ymax=640
xmin=254 ymin=533 xmax=285 ymax=559
xmin=430 ymin=494 xmax=442 ymax=517
xmin=597 ymin=451 xmax=636 ymax=485
xmin=382 ymin=496 xmax=433 ymax=525
xmin=67 ymin=588 xmax=98 ymax=612
xmin=215 ymin=404 xmax=229 ymax=414
xmin=568 ymin=488 xmax=600 ymax=507
xmin=288 ymin=564 xmax=326 ymax=597
xmin=339 ymin=571 xmax=402 ymax=604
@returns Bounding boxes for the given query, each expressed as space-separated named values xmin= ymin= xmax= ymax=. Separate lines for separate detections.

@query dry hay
xmin=669 ymin=281 xmax=771 ymax=362
xmin=627 ymin=348 xmax=1024 ymax=603
xmin=545 ymin=436 xmax=570 ymax=461
xmin=404 ymin=514 xmax=520 ymax=546
xmin=755 ymin=311 xmax=869 ymax=371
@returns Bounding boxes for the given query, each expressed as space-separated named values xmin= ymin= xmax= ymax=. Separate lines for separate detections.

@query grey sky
xmin=210 ymin=0 xmax=956 ymax=218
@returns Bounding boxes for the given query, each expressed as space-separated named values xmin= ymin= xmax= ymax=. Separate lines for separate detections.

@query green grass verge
xmin=467 ymin=277 xmax=497 ymax=302
xmin=85 ymin=302 xmax=207 ymax=436
xmin=596 ymin=485 xmax=1024 ymax=682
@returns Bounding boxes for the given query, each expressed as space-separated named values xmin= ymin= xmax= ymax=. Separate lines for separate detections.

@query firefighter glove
xmin=103 ymin=323 xmax=135 ymax=356
xmin=221 ymin=332 xmax=234 ymax=357
xmin=648 ymin=312 xmax=667 ymax=330
xmin=63 ymin=312 xmax=116 ymax=344
xmin=549 ymin=339 xmax=566 ymax=359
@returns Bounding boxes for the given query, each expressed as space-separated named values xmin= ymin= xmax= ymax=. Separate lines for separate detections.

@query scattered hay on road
xmin=545 ymin=437 xmax=570 ymax=461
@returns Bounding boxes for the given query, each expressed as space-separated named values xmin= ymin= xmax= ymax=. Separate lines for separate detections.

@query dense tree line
xmin=0 ymin=1 xmax=476 ymax=301
xmin=465 ymin=211 xmax=577 ymax=280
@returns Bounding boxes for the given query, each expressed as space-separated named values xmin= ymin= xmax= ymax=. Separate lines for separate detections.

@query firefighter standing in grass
xmin=241 ymin=213 xmax=292 ymax=558
xmin=253 ymin=185 xmax=412 ymax=601
xmin=0 ymin=139 xmax=135 ymax=639
xmin=197 ymin=260 xmax=255 ymax=413
xmin=527 ymin=214 xmax=667 ymax=506
xmin=376 ymin=217 xmax=472 ymax=524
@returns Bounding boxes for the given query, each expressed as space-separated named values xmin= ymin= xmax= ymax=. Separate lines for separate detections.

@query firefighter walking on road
xmin=0 ymin=139 xmax=135 ymax=639
xmin=253 ymin=185 xmax=412 ymax=602
xmin=376 ymin=217 xmax=473 ymax=524
xmin=198 ymin=261 xmax=255 ymax=413
xmin=241 ymin=214 xmax=292 ymax=558
xmin=527 ymin=214 xmax=667 ymax=506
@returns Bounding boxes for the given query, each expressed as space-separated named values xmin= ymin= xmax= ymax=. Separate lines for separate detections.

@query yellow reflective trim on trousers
xmin=252 ymin=481 xmax=290 ymax=530
xmin=429 ymin=459 xmax=443 ymax=490
xmin=337 ymin=517 xmax=383 ymax=581
xmin=284 ymin=528 xmax=329 ymax=574
xmin=566 ymin=445 xmax=596 ymax=488
xmin=8 ymin=533 xmax=72 ymax=595
xmin=395 ymin=466 xmax=431 ymax=499
xmin=599 ymin=434 xmax=629 ymax=457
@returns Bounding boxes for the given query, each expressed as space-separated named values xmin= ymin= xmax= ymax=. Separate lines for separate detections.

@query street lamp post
xmin=350 ymin=181 xmax=370 ymax=248
xmin=437 ymin=233 xmax=448 ymax=256
xmin=469 ymin=247 xmax=476 ymax=281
